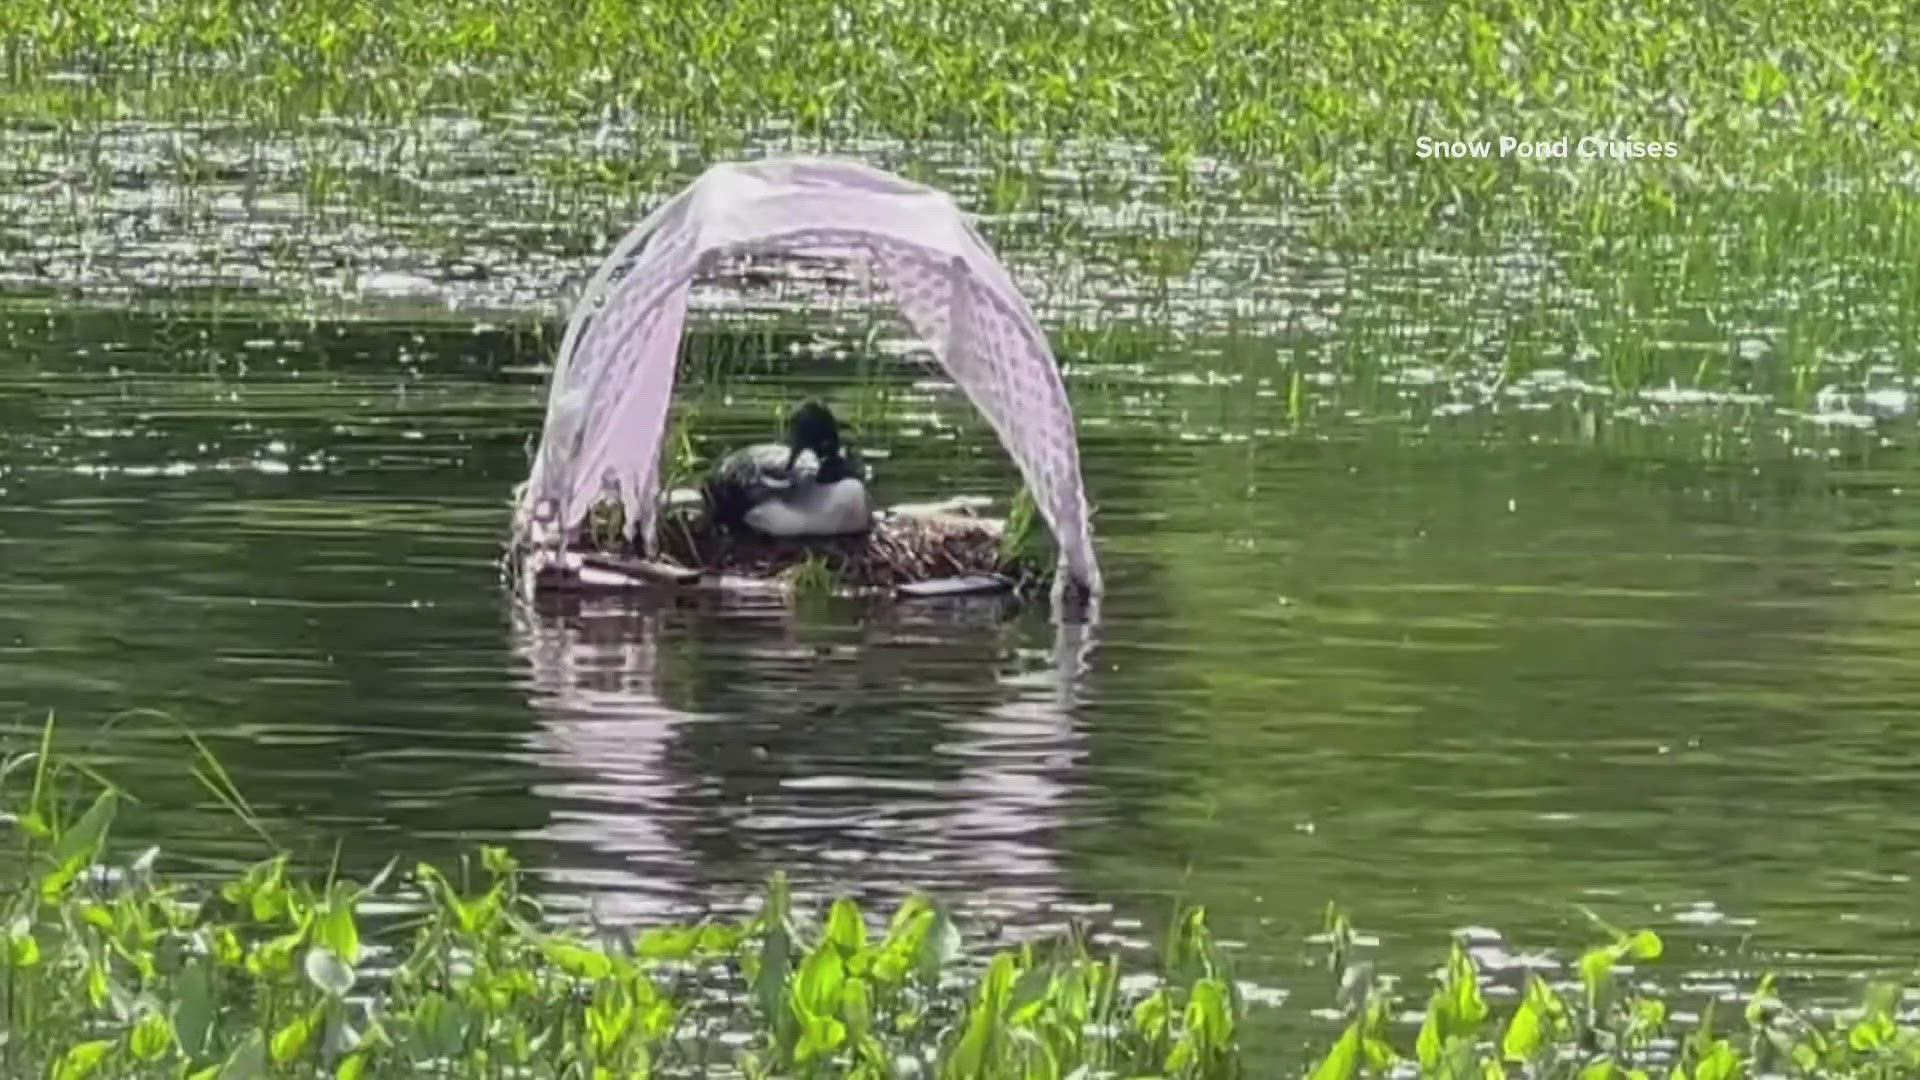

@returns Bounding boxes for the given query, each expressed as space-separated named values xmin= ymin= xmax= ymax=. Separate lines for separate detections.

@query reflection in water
xmin=510 ymin=591 xmax=1099 ymax=924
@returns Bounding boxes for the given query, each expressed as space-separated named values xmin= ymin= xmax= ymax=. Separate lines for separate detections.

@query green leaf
xmin=54 ymin=1040 xmax=113 ymax=1080
xmin=249 ymin=885 xmax=281 ymax=925
xmin=217 ymin=1032 xmax=268 ymax=1080
xmin=6 ymin=917 xmax=40 ymax=966
xmin=917 ymin=908 xmax=962 ymax=980
xmin=543 ymin=939 xmax=614 ymax=980
xmin=1849 ymin=1015 xmax=1892 ymax=1052
xmin=794 ymin=1012 xmax=847 ymax=1063
xmin=1311 ymin=1022 xmax=1362 ymax=1080
xmin=841 ymin=976 xmax=874 ymax=1037
xmin=1581 ymin=1061 xmax=1618 ymax=1080
xmin=480 ymin=844 xmax=517 ymax=877
xmin=318 ymin=902 xmax=360 ymax=964
xmin=336 ymin=1054 xmax=367 ymax=1080
xmin=271 ymin=1009 xmax=318 ymax=1064
xmin=1363 ymin=1034 xmax=1399 ymax=1071
xmin=244 ymin=928 xmax=306 ymax=978
xmin=1503 ymin=1000 xmax=1544 ymax=1062
xmin=1744 ymin=973 xmax=1779 ymax=1027
xmin=1187 ymin=977 xmax=1234 ymax=1047
xmin=130 ymin=1011 xmax=176 ymax=1061
xmin=696 ymin=922 xmax=745 ymax=954
xmin=1580 ymin=947 xmax=1616 ymax=992
xmin=639 ymin=995 xmax=677 ymax=1041
xmin=587 ymin=995 xmax=635 ymax=1056
xmin=887 ymin=894 xmax=934 ymax=939
xmin=50 ymin=789 xmax=118 ymax=871
xmin=321 ymin=1008 xmax=363 ymax=1062
xmin=409 ymin=992 xmax=469 ymax=1058
xmin=1623 ymin=930 xmax=1663 ymax=961
xmin=305 ymin=946 xmax=356 ymax=997
xmin=212 ymin=926 xmax=243 ymax=966
xmin=1449 ymin=941 xmax=1489 ymax=1025
xmin=354 ymin=857 xmax=399 ymax=901
xmin=1416 ymin=1006 xmax=1444 ymax=1069
xmin=825 ymin=898 xmax=868 ymax=954
xmin=176 ymin=958 xmax=217 ymax=1055
xmin=1861 ymin=982 xmax=1903 ymax=1023
xmin=1132 ymin=988 xmax=1171 ymax=1039
xmin=751 ymin=883 xmax=795 ymax=1055
xmin=1008 ymin=964 xmax=1054 ymax=1024
xmin=794 ymin=946 xmax=846 ymax=1015
xmin=635 ymin=926 xmax=702 ymax=960
xmin=949 ymin=952 xmax=1021 ymax=1074
xmin=85 ymin=961 xmax=110 ymax=1009
xmin=1693 ymin=1041 xmax=1739 ymax=1080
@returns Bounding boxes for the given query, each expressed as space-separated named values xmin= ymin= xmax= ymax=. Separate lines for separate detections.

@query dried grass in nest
xmin=668 ymin=510 xmax=1040 ymax=590
xmin=577 ymin=503 xmax=1046 ymax=591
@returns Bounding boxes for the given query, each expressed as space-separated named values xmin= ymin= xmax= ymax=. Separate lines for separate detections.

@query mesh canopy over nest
xmin=515 ymin=157 xmax=1102 ymax=598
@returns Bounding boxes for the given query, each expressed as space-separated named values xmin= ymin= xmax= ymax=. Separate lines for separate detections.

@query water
xmin=6 ymin=302 xmax=1918 ymax=1048
xmin=6 ymin=124 xmax=1920 ymax=1057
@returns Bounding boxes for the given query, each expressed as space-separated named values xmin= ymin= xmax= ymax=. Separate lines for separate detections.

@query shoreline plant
xmin=6 ymin=0 xmax=1919 ymax=191
xmin=2 ymin=719 xmax=1918 ymax=1077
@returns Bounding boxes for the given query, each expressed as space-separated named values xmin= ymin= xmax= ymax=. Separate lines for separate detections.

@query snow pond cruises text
xmin=1415 ymin=136 xmax=1680 ymax=159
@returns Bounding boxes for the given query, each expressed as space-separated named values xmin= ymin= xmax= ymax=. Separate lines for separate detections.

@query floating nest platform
xmin=511 ymin=500 xmax=1048 ymax=601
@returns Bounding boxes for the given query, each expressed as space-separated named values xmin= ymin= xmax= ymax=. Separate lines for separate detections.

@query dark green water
xmin=5 ymin=303 xmax=1919 ymax=1047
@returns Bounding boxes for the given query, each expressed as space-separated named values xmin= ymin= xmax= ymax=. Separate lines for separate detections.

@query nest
xmin=562 ymin=498 xmax=1050 ymax=594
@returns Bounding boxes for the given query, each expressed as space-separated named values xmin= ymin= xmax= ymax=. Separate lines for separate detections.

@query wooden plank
xmin=579 ymin=554 xmax=702 ymax=585
xmin=574 ymin=564 xmax=646 ymax=589
xmin=895 ymin=574 xmax=1014 ymax=598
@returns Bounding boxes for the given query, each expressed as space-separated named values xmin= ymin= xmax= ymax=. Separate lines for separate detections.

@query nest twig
xmin=579 ymin=504 xmax=1046 ymax=592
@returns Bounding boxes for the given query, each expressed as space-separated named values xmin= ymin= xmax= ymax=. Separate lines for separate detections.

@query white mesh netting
xmin=517 ymin=157 xmax=1102 ymax=596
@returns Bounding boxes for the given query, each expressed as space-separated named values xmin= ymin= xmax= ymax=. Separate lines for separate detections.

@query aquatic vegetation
xmin=2 ymin=726 xmax=1918 ymax=1077
xmin=5 ymin=0 xmax=1919 ymax=193
xmin=1309 ymin=903 xmax=1920 ymax=1080
xmin=783 ymin=551 xmax=836 ymax=597
xmin=996 ymin=486 xmax=1051 ymax=571
xmin=7 ymin=1 xmax=1920 ymax=410
xmin=2 ymin=726 xmax=1246 ymax=1078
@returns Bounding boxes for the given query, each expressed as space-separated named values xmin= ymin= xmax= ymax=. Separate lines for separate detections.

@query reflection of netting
xmin=520 ymin=159 xmax=1101 ymax=597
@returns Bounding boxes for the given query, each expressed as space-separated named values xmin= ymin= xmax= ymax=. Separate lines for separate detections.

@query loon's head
xmin=784 ymin=400 xmax=845 ymax=469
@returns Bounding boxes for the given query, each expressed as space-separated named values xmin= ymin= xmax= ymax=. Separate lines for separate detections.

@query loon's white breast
xmin=742 ymin=477 xmax=872 ymax=537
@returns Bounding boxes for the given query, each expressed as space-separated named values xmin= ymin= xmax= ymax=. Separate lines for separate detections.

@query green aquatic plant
xmin=996 ymin=485 xmax=1053 ymax=574
xmin=0 ymin=725 xmax=1251 ymax=1078
xmin=784 ymin=551 xmax=837 ymax=599
xmin=9 ymin=0 xmax=1920 ymax=408
xmin=6 ymin=0 xmax=1920 ymax=197
xmin=6 ymin=724 xmax=1920 ymax=1076
xmin=1304 ymin=909 xmax=1920 ymax=1080
xmin=587 ymin=493 xmax=629 ymax=552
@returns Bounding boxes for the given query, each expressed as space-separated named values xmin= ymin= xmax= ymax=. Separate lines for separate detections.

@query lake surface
xmin=5 ymin=303 xmax=1918 ymax=1056
xmin=4 ymin=133 xmax=1920 ymax=1059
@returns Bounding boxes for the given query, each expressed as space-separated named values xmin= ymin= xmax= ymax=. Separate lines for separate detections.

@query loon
xmin=701 ymin=401 xmax=873 ymax=538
